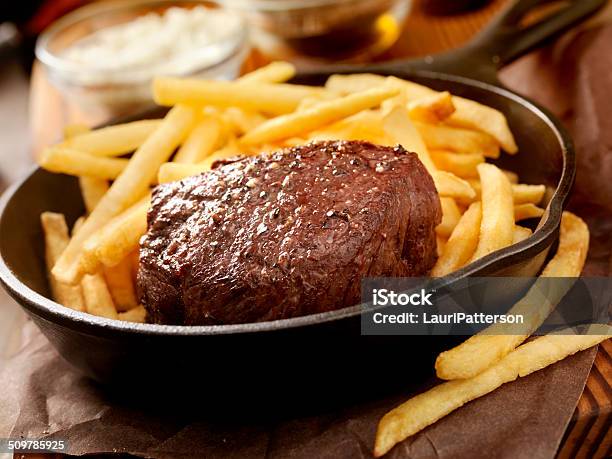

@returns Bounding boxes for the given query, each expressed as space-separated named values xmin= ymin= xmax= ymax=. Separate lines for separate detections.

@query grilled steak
xmin=138 ymin=140 xmax=441 ymax=325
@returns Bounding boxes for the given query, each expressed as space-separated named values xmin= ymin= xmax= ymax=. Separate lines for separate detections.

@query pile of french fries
xmin=374 ymin=211 xmax=611 ymax=456
xmin=39 ymin=61 xmax=550 ymax=323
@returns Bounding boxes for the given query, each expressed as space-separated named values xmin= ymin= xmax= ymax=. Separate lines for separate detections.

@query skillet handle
xmin=383 ymin=0 xmax=606 ymax=83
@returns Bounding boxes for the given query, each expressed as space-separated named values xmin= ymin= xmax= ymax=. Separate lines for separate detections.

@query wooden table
xmin=26 ymin=0 xmax=611 ymax=457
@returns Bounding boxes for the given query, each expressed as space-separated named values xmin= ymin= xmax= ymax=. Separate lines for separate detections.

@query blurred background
xmin=0 ymin=0 xmax=502 ymax=184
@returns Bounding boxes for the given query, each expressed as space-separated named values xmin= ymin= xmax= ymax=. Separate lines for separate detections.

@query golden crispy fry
xmin=388 ymin=76 xmax=517 ymax=153
xmin=541 ymin=212 xmax=590 ymax=277
xmin=436 ymin=235 xmax=447 ymax=258
xmin=512 ymin=184 xmax=545 ymax=205
xmin=381 ymin=107 xmax=475 ymax=201
xmin=63 ymin=123 xmax=90 ymax=139
xmin=118 ymin=305 xmax=147 ymax=323
xmin=445 ymin=98 xmax=517 ymax=153
xmin=415 ymin=122 xmax=500 ymax=158
xmin=82 ymin=196 xmax=150 ymax=273
xmin=471 ymin=163 xmax=514 ymax=261
xmin=407 ymin=91 xmax=455 ymax=123
xmin=40 ymin=213 xmax=85 ymax=311
xmin=153 ymin=78 xmax=327 ymax=115
xmin=325 ymin=74 xmax=517 ymax=153
xmin=430 ymin=150 xmax=484 ymax=178
xmin=308 ymin=110 xmax=391 ymax=146
xmin=79 ymin=177 xmax=109 ymax=214
xmin=325 ymin=73 xmax=387 ymax=93
xmin=81 ymin=273 xmax=118 ymax=320
xmin=433 ymin=171 xmax=477 ymax=200
xmin=467 ymin=181 xmax=545 ymax=205
xmin=158 ymin=163 xmax=206 ymax=183
xmin=431 ymin=202 xmax=482 ymax=277
xmin=52 ymin=105 xmax=195 ymax=284
xmin=512 ymin=225 xmax=532 ymax=244
xmin=240 ymin=86 xmax=400 ymax=145
xmin=382 ymin=106 xmax=436 ymax=172
xmin=104 ymin=257 xmax=139 ymax=312
xmin=436 ymin=197 xmax=461 ymax=238
xmin=61 ymin=120 xmax=162 ymax=156
xmin=435 ymin=212 xmax=590 ymax=380
xmin=173 ymin=116 xmax=223 ymax=164
xmin=222 ymin=108 xmax=267 ymax=136
xmin=514 ymin=203 xmax=545 ymax=221
xmin=374 ymin=328 xmax=610 ymax=457
xmin=503 ymin=170 xmax=519 ymax=184
xmin=128 ymin=250 xmax=140 ymax=284
xmin=40 ymin=148 xmax=128 ymax=180
xmin=297 ymin=96 xmax=334 ymax=111
xmin=238 ymin=61 xmax=296 ymax=83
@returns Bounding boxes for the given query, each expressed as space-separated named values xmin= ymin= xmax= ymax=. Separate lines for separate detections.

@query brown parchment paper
xmin=1 ymin=21 xmax=612 ymax=459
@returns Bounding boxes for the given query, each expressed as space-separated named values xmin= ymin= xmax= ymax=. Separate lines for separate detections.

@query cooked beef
xmin=138 ymin=140 xmax=441 ymax=325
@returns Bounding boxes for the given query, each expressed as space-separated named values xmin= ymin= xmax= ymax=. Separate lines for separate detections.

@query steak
xmin=138 ymin=140 xmax=441 ymax=325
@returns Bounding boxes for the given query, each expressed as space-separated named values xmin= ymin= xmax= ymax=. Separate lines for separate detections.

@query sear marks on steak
xmin=138 ymin=140 xmax=442 ymax=325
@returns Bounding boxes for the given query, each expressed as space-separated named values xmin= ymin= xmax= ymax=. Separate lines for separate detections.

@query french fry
xmin=436 ymin=197 xmax=461 ymax=238
xmin=104 ymin=257 xmax=139 ymax=312
xmin=325 ymin=73 xmax=387 ymax=93
xmin=63 ymin=123 xmax=90 ymax=139
xmin=173 ymin=116 xmax=223 ymax=164
xmin=431 ymin=202 xmax=482 ymax=277
xmin=541 ymin=212 xmax=590 ymax=277
xmin=158 ymin=162 xmax=208 ymax=183
xmin=512 ymin=184 xmax=545 ymax=205
xmin=79 ymin=177 xmax=109 ymax=214
xmin=52 ymin=105 xmax=195 ymax=284
xmin=435 ymin=212 xmax=590 ymax=380
xmin=374 ymin=327 xmax=611 ymax=457
xmin=81 ymin=273 xmax=118 ymax=320
xmin=388 ymin=76 xmax=517 ymax=153
xmin=433 ymin=171 xmax=477 ymax=201
xmin=407 ymin=91 xmax=455 ymax=123
xmin=513 ymin=225 xmax=532 ymax=244
xmin=222 ymin=107 xmax=266 ymax=136
xmin=503 ymin=170 xmax=519 ymax=184
xmin=40 ymin=147 xmax=128 ymax=180
xmin=468 ymin=181 xmax=546 ymax=205
xmin=430 ymin=150 xmax=484 ymax=178
xmin=128 ymin=250 xmax=140 ymax=284
xmin=415 ymin=122 xmax=500 ymax=158
xmin=82 ymin=196 xmax=150 ymax=273
xmin=436 ymin=235 xmax=447 ymax=258
xmin=382 ymin=106 xmax=436 ymax=172
xmin=309 ymin=110 xmax=391 ymax=146
xmin=40 ymin=212 xmax=85 ymax=311
xmin=153 ymin=78 xmax=327 ymax=115
xmin=240 ymin=86 xmax=400 ymax=145
xmin=118 ymin=305 xmax=147 ymax=323
xmin=325 ymin=74 xmax=518 ymax=153
xmin=470 ymin=163 xmax=514 ymax=261
xmin=61 ymin=119 xmax=162 ymax=156
xmin=514 ymin=203 xmax=545 ymax=221
xmin=238 ymin=61 xmax=296 ymax=83
xmin=297 ymin=96 xmax=333 ymax=111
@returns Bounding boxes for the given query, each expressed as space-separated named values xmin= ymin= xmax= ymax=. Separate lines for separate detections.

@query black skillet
xmin=0 ymin=0 xmax=605 ymax=407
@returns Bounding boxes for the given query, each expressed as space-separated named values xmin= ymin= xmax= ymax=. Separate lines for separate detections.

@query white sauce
xmin=62 ymin=6 xmax=243 ymax=83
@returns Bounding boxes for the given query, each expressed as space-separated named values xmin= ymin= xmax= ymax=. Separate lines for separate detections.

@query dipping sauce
xmin=61 ymin=6 xmax=243 ymax=84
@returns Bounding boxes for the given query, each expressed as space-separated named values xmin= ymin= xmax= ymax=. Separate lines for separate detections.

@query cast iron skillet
xmin=0 ymin=0 xmax=604 ymax=405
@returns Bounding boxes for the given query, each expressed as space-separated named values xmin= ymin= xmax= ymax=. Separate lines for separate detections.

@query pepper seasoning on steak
xmin=138 ymin=140 xmax=442 ymax=325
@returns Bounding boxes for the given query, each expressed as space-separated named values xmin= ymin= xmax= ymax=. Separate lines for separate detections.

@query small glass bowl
xmin=222 ymin=0 xmax=411 ymax=63
xmin=36 ymin=0 xmax=248 ymax=117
